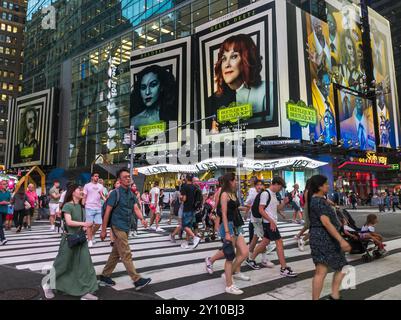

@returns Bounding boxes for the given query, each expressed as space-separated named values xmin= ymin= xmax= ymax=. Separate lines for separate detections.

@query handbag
xmin=24 ymin=201 xmax=32 ymax=210
xmin=64 ymin=205 xmax=87 ymax=249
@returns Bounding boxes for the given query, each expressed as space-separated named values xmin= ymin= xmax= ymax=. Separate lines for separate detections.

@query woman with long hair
xmin=11 ymin=187 xmax=28 ymax=233
xmin=207 ymin=34 xmax=267 ymax=128
xmin=130 ymin=65 xmax=177 ymax=128
xmin=42 ymin=184 xmax=98 ymax=300
xmin=219 ymin=172 xmax=249 ymax=295
xmin=308 ymin=175 xmax=351 ymax=300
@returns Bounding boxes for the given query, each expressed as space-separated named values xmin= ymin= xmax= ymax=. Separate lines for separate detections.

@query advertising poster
xmin=130 ymin=37 xmax=191 ymax=153
xmin=337 ymin=88 xmax=375 ymax=151
xmin=369 ymin=8 xmax=399 ymax=148
xmin=5 ymin=88 xmax=58 ymax=168
xmin=196 ymin=0 xmax=279 ymax=145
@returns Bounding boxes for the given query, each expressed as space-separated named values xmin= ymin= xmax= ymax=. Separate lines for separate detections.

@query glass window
xmin=176 ymin=5 xmax=191 ymax=38
xmin=210 ymin=0 xmax=228 ymax=20
xmin=133 ymin=26 xmax=146 ymax=49
xmin=192 ymin=0 xmax=209 ymax=28
xmin=160 ymin=13 xmax=175 ymax=42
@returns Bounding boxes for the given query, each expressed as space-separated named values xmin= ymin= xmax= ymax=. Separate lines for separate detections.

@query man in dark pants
xmin=0 ymin=180 xmax=11 ymax=245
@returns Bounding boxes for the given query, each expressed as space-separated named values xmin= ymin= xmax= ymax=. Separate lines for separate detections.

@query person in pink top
xmin=25 ymin=183 xmax=38 ymax=231
xmin=83 ymin=172 xmax=104 ymax=247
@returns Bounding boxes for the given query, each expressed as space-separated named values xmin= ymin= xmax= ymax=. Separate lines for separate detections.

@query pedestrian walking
xmin=392 ymin=192 xmax=401 ymax=212
xmin=219 ymin=172 xmax=249 ymax=295
xmin=38 ymin=192 xmax=50 ymax=220
xmin=0 ymin=180 xmax=11 ymax=245
xmin=25 ymin=183 xmax=38 ymax=230
xmin=308 ymin=175 xmax=351 ymax=300
xmin=168 ymin=186 xmax=181 ymax=225
xmin=83 ymin=172 xmax=103 ymax=247
xmin=49 ymin=180 xmax=61 ymax=231
xmin=130 ymin=183 xmax=141 ymax=237
xmin=246 ymin=177 xmax=297 ymax=277
xmin=42 ymin=184 xmax=99 ymax=300
xmin=290 ymin=184 xmax=303 ymax=223
xmin=99 ymin=168 xmax=151 ymax=291
xmin=141 ymin=190 xmax=150 ymax=217
xmin=295 ymin=179 xmax=312 ymax=252
xmin=385 ymin=192 xmax=391 ymax=212
xmin=378 ymin=193 xmax=385 ymax=212
xmin=148 ymin=181 xmax=163 ymax=232
xmin=11 ymin=187 xmax=28 ymax=233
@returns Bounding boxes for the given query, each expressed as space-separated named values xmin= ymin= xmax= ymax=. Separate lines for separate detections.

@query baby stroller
xmin=339 ymin=209 xmax=385 ymax=262
xmin=199 ymin=202 xmax=216 ymax=242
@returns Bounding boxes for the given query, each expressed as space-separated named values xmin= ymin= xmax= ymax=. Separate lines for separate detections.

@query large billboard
xmin=369 ymin=8 xmax=400 ymax=148
xmin=337 ymin=88 xmax=375 ymax=151
xmin=196 ymin=0 xmax=280 ymax=145
xmin=5 ymin=88 xmax=58 ymax=168
xmin=130 ymin=37 xmax=192 ymax=153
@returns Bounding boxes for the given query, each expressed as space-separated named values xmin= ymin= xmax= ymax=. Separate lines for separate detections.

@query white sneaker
xmin=225 ymin=285 xmax=243 ymax=295
xmin=298 ymin=238 xmax=305 ymax=252
xmin=50 ymin=225 xmax=55 ymax=231
xmin=150 ymin=226 xmax=157 ymax=231
xmin=1 ymin=239 xmax=7 ymax=246
xmin=266 ymin=243 xmax=276 ymax=254
xmin=88 ymin=240 xmax=94 ymax=248
xmin=133 ymin=231 xmax=138 ymax=237
xmin=156 ymin=227 xmax=164 ymax=232
xmin=181 ymin=242 xmax=189 ymax=249
xmin=261 ymin=259 xmax=275 ymax=268
xmin=42 ymin=285 xmax=55 ymax=299
xmin=294 ymin=235 xmax=300 ymax=240
xmin=80 ymin=293 xmax=98 ymax=300
xmin=233 ymin=272 xmax=251 ymax=281
xmin=205 ymin=257 xmax=214 ymax=275
xmin=92 ymin=238 xmax=96 ymax=245
xmin=192 ymin=236 xmax=201 ymax=249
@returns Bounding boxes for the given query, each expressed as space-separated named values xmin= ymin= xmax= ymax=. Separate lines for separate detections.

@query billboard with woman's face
xmin=196 ymin=0 xmax=279 ymax=144
xmin=130 ymin=37 xmax=191 ymax=153
xmin=5 ymin=88 xmax=58 ymax=168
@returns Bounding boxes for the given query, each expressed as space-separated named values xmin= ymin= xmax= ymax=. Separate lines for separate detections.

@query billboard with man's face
xmin=196 ymin=0 xmax=279 ymax=145
xmin=5 ymin=88 xmax=58 ymax=168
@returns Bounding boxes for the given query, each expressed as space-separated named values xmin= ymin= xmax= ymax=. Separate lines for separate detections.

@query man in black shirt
xmin=180 ymin=175 xmax=201 ymax=249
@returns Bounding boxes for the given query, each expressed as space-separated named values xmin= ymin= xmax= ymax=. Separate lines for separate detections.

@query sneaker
xmin=133 ymin=231 xmax=138 ymax=237
xmin=294 ymin=235 xmax=300 ymax=240
xmin=50 ymin=225 xmax=55 ymax=231
xmin=181 ymin=242 xmax=189 ymax=249
xmin=16 ymin=227 xmax=21 ymax=233
xmin=134 ymin=277 xmax=152 ymax=291
xmin=245 ymin=258 xmax=261 ymax=270
xmin=80 ymin=293 xmax=98 ymax=300
xmin=92 ymin=238 xmax=96 ymax=245
xmin=266 ymin=243 xmax=276 ymax=254
xmin=225 ymin=285 xmax=244 ymax=295
xmin=88 ymin=240 xmax=94 ymax=248
xmin=170 ymin=234 xmax=176 ymax=243
xmin=233 ymin=272 xmax=251 ymax=281
xmin=128 ymin=231 xmax=134 ymax=238
xmin=261 ymin=259 xmax=275 ymax=268
xmin=27 ymin=225 xmax=32 ymax=231
xmin=280 ymin=266 xmax=297 ymax=278
xmin=299 ymin=220 xmax=305 ymax=225
xmin=99 ymin=275 xmax=116 ymax=287
xmin=298 ymin=238 xmax=305 ymax=252
xmin=205 ymin=257 xmax=214 ymax=275
xmin=1 ymin=239 xmax=7 ymax=246
xmin=42 ymin=284 xmax=55 ymax=299
xmin=156 ymin=227 xmax=164 ymax=232
xmin=192 ymin=236 xmax=201 ymax=249
xmin=150 ymin=226 xmax=157 ymax=231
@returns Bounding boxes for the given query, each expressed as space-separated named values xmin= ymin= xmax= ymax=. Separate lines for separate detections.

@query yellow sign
xmin=217 ymin=103 xmax=253 ymax=124
xmin=356 ymin=152 xmax=387 ymax=166
xmin=21 ymin=147 xmax=34 ymax=158
xmin=286 ymin=100 xmax=317 ymax=127
xmin=138 ymin=122 xmax=166 ymax=138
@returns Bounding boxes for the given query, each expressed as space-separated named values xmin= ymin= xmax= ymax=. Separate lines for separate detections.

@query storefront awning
xmin=137 ymin=156 xmax=328 ymax=176
xmin=337 ymin=161 xmax=392 ymax=172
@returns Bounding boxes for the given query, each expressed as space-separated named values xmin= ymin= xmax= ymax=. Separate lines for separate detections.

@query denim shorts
xmin=85 ymin=208 xmax=102 ymax=225
xmin=219 ymin=221 xmax=244 ymax=239
xmin=182 ymin=211 xmax=194 ymax=229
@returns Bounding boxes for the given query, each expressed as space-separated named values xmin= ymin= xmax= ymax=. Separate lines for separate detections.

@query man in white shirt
xmin=83 ymin=173 xmax=103 ymax=247
xmin=148 ymin=181 xmax=163 ymax=232
xmin=247 ymin=177 xmax=297 ymax=278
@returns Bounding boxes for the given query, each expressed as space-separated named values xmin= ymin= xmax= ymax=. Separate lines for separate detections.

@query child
xmin=359 ymin=214 xmax=386 ymax=254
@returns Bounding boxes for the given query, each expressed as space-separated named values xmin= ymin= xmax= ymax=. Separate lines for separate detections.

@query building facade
xmin=0 ymin=0 xmax=25 ymax=164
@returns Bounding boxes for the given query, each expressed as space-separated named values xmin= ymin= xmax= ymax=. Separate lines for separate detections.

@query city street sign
xmin=123 ymin=133 xmax=137 ymax=145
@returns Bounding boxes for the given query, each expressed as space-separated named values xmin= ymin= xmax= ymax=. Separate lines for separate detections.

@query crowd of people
xmin=0 ymin=170 xmax=389 ymax=300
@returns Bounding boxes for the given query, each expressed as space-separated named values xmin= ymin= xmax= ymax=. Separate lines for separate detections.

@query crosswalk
xmin=1 ymin=220 xmax=401 ymax=300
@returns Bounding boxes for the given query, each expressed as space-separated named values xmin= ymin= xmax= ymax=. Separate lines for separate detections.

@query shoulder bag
xmin=64 ymin=204 xmax=87 ymax=249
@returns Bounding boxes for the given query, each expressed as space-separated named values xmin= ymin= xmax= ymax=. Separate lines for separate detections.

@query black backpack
xmin=102 ymin=188 xmax=121 ymax=227
xmin=193 ymin=187 xmax=203 ymax=211
xmin=251 ymin=191 xmax=271 ymax=219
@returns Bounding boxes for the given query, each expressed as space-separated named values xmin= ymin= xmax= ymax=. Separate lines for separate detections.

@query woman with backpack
xmin=42 ymin=184 xmax=98 ymax=300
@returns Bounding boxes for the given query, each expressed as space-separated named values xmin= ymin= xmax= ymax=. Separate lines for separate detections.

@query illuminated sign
xmin=138 ymin=122 xmax=167 ymax=138
xmin=286 ymin=100 xmax=317 ymax=127
xmin=217 ymin=104 xmax=253 ymax=124
xmin=352 ymin=152 xmax=388 ymax=166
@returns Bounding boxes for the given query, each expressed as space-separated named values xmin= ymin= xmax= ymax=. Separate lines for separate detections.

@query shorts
xmin=219 ymin=222 xmax=244 ymax=239
xmin=252 ymin=220 xmax=264 ymax=238
xmin=182 ymin=211 xmax=194 ymax=229
xmin=27 ymin=208 xmax=35 ymax=217
xmin=178 ymin=205 xmax=184 ymax=219
xmin=6 ymin=214 xmax=13 ymax=221
xmin=49 ymin=203 xmax=59 ymax=216
xmin=85 ymin=208 xmax=102 ymax=225
xmin=150 ymin=204 xmax=160 ymax=214
xmin=262 ymin=222 xmax=282 ymax=241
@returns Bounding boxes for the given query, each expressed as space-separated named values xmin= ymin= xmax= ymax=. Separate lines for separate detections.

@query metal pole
xmin=130 ymin=125 xmax=134 ymax=182
xmin=237 ymin=117 xmax=242 ymax=200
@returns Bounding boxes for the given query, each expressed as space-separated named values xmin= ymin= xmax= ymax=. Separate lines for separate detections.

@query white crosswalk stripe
xmin=1 ymin=221 xmax=401 ymax=300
